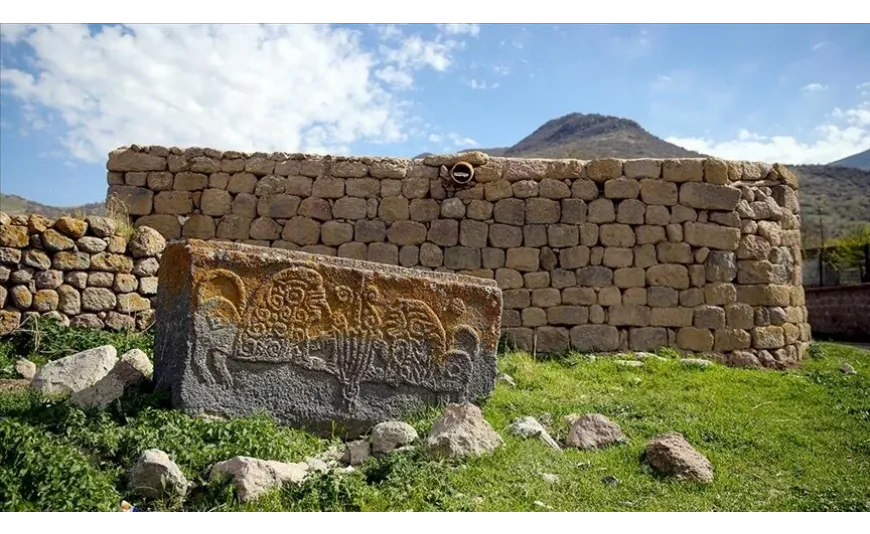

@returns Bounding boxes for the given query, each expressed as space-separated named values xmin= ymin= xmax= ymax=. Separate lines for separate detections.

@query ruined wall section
xmin=0 ymin=213 xmax=164 ymax=334
xmin=104 ymin=145 xmax=810 ymax=368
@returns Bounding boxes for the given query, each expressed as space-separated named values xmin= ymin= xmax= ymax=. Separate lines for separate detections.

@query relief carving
xmin=193 ymin=263 xmax=481 ymax=410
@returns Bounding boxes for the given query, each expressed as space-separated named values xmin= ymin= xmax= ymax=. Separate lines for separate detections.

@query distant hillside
xmin=0 ymin=193 xmax=105 ymax=219
xmin=829 ymin=148 xmax=870 ymax=171
xmin=789 ymin=165 xmax=870 ymax=247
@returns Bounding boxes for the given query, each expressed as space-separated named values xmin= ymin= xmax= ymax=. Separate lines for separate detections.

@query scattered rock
xmin=496 ymin=372 xmax=516 ymax=387
xmin=69 ymin=349 xmax=152 ymax=408
xmin=644 ymin=432 xmax=714 ymax=484
xmin=371 ymin=421 xmax=418 ymax=456
xmin=627 ymin=377 xmax=643 ymax=386
xmin=566 ymin=413 xmax=628 ymax=450
xmin=30 ymin=345 xmax=117 ymax=396
xmin=305 ymin=458 xmax=330 ymax=474
xmin=601 ymin=475 xmax=620 ymax=486
xmin=209 ymin=456 xmax=309 ymax=503
xmin=541 ymin=473 xmax=559 ymax=484
xmin=425 ymin=403 xmax=504 ymax=459
xmin=614 ymin=359 xmax=644 ymax=368
xmin=680 ymin=358 xmax=713 ymax=368
xmin=341 ymin=440 xmax=371 ymax=466
xmin=840 ymin=363 xmax=857 ymax=375
xmin=507 ymin=416 xmax=561 ymax=451
xmin=15 ymin=359 xmax=36 ymax=380
xmin=533 ymin=500 xmax=552 ymax=509
xmin=634 ymin=352 xmax=667 ymax=361
xmin=128 ymin=449 xmax=189 ymax=500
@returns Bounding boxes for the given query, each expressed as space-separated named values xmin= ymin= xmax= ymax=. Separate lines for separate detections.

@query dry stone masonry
xmin=0 ymin=212 xmax=164 ymax=334
xmin=106 ymin=145 xmax=811 ymax=369
xmin=153 ymin=239 xmax=502 ymax=437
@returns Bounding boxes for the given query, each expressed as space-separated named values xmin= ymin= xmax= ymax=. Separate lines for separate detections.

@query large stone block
xmin=154 ymin=239 xmax=503 ymax=438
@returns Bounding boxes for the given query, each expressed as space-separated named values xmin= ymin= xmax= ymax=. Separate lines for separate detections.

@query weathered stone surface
xmin=570 ymin=325 xmax=620 ymax=352
xmin=507 ymin=416 xmax=561 ymax=450
xmin=644 ymin=432 xmax=713 ymax=483
xmin=679 ymin=182 xmax=741 ymax=211
xmin=128 ymin=449 xmax=190 ymax=500
xmin=209 ymin=456 xmax=308 ymax=502
xmin=371 ymin=421 xmax=419 ymax=455
xmin=566 ymin=413 xmax=628 ymax=450
xmin=31 ymin=345 xmax=118 ymax=396
xmin=69 ymin=349 xmax=153 ymax=408
xmin=154 ymin=239 xmax=502 ymax=437
xmin=425 ymin=403 xmax=503 ymax=459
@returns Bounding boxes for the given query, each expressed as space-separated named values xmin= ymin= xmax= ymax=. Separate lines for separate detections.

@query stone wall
xmin=99 ymin=145 xmax=812 ymax=368
xmin=0 ymin=212 xmax=164 ymax=334
xmin=805 ymin=283 xmax=870 ymax=340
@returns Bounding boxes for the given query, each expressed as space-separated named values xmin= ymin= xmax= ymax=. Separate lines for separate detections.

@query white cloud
xmin=665 ymin=99 xmax=870 ymax=164
xmin=428 ymin=132 xmax=477 ymax=148
xmin=466 ymin=79 xmax=499 ymax=90
xmin=650 ymin=71 xmax=693 ymax=93
xmin=493 ymin=64 xmax=510 ymax=76
xmin=812 ymin=41 xmax=827 ymax=51
xmin=858 ymin=82 xmax=870 ymax=96
xmin=801 ymin=82 xmax=828 ymax=93
xmin=436 ymin=24 xmax=480 ymax=37
xmin=0 ymin=23 xmax=474 ymax=162
xmin=609 ymin=28 xmax=651 ymax=59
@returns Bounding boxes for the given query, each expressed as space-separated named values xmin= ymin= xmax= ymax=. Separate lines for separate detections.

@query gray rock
xmin=566 ymin=413 xmax=628 ymax=450
xmin=425 ymin=403 xmax=504 ymax=459
xmin=341 ymin=440 xmax=371 ymax=466
xmin=69 ymin=349 xmax=152 ymax=408
xmin=15 ymin=359 xmax=36 ymax=380
xmin=371 ymin=421 xmax=418 ymax=455
xmin=153 ymin=239 xmax=502 ymax=438
xmin=645 ymin=432 xmax=714 ymax=483
xmin=634 ymin=352 xmax=667 ymax=361
xmin=128 ymin=226 xmax=166 ymax=258
xmin=614 ymin=359 xmax=644 ymax=368
xmin=840 ymin=363 xmax=857 ymax=375
xmin=507 ymin=416 xmax=561 ymax=451
xmin=209 ymin=456 xmax=309 ymax=502
xmin=128 ymin=449 xmax=189 ymax=500
xmin=31 ymin=345 xmax=117 ymax=396
xmin=680 ymin=358 xmax=713 ymax=368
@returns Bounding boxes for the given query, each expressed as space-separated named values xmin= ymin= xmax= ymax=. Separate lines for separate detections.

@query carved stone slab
xmin=153 ymin=239 xmax=503 ymax=437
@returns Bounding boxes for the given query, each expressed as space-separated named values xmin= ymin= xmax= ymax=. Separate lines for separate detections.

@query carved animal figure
xmin=193 ymin=263 xmax=480 ymax=410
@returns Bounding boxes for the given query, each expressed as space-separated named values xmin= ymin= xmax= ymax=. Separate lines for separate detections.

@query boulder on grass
xmin=69 ymin=349 xmax=153 ymax=408
xmin=209 ymin=456 xmax=309 ymax=502
xmin=425 ymin=403 xmax=503 ymax=459
xmin=644 ymin=432 xmax=714 ymax=484
xmin=565 ymin=413 xmax=628 ymax=450
xmin=31 ymin=345 xmax=117 ymax=396
xmin=371 ymin=421 xmax=418 ymax=456
xmin=128 ymin=449 xmax=189 ymax=500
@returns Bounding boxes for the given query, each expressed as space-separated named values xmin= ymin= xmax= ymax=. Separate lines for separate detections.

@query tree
xmin=825 ymin=223 xmax=870 ymax=283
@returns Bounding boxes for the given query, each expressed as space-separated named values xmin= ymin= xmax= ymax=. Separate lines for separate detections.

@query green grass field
xmin=1 ymin=321 xmax=868 ymax=512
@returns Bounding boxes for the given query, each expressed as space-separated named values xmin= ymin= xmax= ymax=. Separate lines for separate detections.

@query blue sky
xmin=1 ymin=23 xmax=869 ymax=207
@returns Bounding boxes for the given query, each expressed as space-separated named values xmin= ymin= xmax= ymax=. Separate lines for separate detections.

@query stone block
xmin=154 ymin=239 xmax=502 ymax=437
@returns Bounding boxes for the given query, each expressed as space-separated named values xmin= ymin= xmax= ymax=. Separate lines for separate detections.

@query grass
xmin=1 ymin=321 xmax=868 ymax=512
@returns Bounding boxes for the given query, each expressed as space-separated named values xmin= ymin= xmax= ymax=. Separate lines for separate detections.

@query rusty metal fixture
xmin=449 ymin=162 xmax=475 ymax=185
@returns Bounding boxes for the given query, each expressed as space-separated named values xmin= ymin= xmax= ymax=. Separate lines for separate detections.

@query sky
xmin=0 ymin=23 xmax=869 ymax=207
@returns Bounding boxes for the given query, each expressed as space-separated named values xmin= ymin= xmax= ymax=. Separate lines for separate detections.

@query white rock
xmin=128 ymin=449 xmax=189 ymax=500
xmin=634 ymin=352 xmax=667 ymax=361
xmin=69 ymin=348 xmax=152 ymax=408
xmin=680 ymin=358 xmax=713 ymax=368
xmin=566 ymin=413 xmax=628 ymax=450
xmin=507 ymin=416 xmax=561 ymax=451
xmin=371 ymin=421 xmax=418 ymax=455
xmin=496 ymin=372 xmax=516 ymax=386
xmin=541 ymin=473 xmax=559 ymax=484
xmin=15 ymin=359 xmax=36 ymax=380
xmin=209 ymin=456 xmax=309 ymax=502
xmin=840 ymin=363 xmax=857 ymax=375
xmin=341 ymin=440 xmax=371 ymax=466
xmin=614 ymin=359 xmax=644 ymax=368
xmin=425 ymin=403 xmax=504 ymax=459
xmin=31 ymin=345 xmax=117 ymax=396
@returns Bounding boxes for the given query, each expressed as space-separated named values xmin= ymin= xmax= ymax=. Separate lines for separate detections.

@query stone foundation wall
xmin=95 ymin=145 xmax=813 ymax=367
xmin=0 ymin=212 xmax=164 ymax=334
xmin=805 ymin=284 xmax=870 ymax=339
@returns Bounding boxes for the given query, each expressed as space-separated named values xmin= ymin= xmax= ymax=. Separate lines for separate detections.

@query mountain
xmin=828 ymin=148 xmax=870 ymax=171
xmin=0 ymin=193 xmax=105 ymax=219
xmin=415 ymin=113 xmax=704 ymax=161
